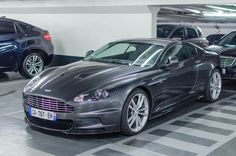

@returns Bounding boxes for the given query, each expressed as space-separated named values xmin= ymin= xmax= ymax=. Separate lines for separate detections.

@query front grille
xmin=26 ymin=113 xmax=73 ymax=130
xmin=25 ymin=95 xmax=74 ymax=113
xmin=221 ymin=56 xmax=236 ymax=68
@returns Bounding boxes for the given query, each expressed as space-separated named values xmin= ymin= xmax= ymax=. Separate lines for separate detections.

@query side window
xmin=196 ymin=29 xmax=202 ymax=37
xmin=0 ymin=21 xmax=15 ymax=35
xmin=19 ymin=23 xmax=29 ymax=32
xmin=187 ymin=28 xmax=198 ymax=39
xmin=163 ymin=44 xmax=197 ymax=63
xmin=171 ymin=28 xmax=185 ymax=40
xmin=15 ymin=24 xmax=21 ymax=33
xmin=184 ymin=44 xmax=198 ymax=58
xmin=163 ymin=44 xmax=183 ymax=63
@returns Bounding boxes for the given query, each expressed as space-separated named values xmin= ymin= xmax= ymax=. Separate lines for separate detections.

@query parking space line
xmin=93 ymin=148 xmax=132 ymax=156
xmin=149 ymin=129 xmax=217 ymax=147
xmin=124 ymin=139 xmax=197 ymax=156
xmin=204 ymin=107 xmax=236 ymax=115
xmin=158 ymin=125 xmax=225 ymax=141
xmin=200 ymin=110 xmax=236 ymax=120
xmin=109 ymin=144 xmax=165 ymax=156
xmin=211 ymin=105 xmax=236 ymax=111
xmin=189 ymin=113 xmax=236 ymax=125
xmin=135 ymin=133 xmax=208 ymax=154
xmin=180 ymin=117 xmax=236 ymax=132
xmin=171 ymin=120 xmax=233 ymax=136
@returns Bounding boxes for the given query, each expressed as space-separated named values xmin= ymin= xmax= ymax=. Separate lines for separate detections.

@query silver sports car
xmin=23 ymin=39 xmax=222 ymax=135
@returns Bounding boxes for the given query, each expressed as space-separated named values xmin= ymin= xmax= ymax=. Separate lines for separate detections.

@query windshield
xmin=85 ymin=42 xmax=164 ymax=68
xmin=157 ymin=25 xmax=175 ymax=38
xmin=218 ymin=32 xmax=236 ymax=47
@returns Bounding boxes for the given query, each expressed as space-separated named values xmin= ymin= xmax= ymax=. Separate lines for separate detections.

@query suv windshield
xmin=218 ymin=32 xmax=236 ymax=47
xmin=85 ymin=42 xmax=164 ymax=68
xmin=157 ymin=25 xmax=175 ymax=38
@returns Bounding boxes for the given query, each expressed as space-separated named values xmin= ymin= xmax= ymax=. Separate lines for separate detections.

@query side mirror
xmin=85 ymin=50 xmax=94 ymax=57
xmin=167 ymin=56 xmax=179 ymax=65
xmin=160 ymin=56 xmax=179 ymax=70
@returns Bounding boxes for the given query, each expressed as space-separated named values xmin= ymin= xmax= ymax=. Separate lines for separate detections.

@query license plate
xmin=222 ymin=69 xmax=226 ymax=75
xmin=29 ymin=107 xmax=56 ymax=121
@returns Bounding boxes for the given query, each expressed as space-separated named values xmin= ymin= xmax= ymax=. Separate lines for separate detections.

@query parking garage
xmin=1 ymin=0 xmax=236 ymax=156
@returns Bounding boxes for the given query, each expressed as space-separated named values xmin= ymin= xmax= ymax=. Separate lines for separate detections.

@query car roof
xmin=114 ymin=38 xmax=178 ymax=47
xmin=157 ymin=23 xmax=200 ymax=29
xmin=0 ymin=17 xmax=33 ymax=27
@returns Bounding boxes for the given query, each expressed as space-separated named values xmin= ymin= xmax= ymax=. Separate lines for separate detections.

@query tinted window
xmin=0 ymin=21 xmax=15 ymax=35
xmin=187 ymin=28 xmax=198 ymax=39
xmin=171 ymin=28 xmax=185 ymax=40
xmin=157 ymin=25 xmax=175 ymax=38
xmin=163 ymin=44 xmax=196 ymax=63
xmin=19 ymin=23 xmax=29 ymax=32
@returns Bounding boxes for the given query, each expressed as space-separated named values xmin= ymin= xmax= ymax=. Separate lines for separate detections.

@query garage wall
xmin=1 ymin=6 xmax=152 ymax=59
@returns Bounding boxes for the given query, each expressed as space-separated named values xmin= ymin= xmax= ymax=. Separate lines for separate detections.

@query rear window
xmin=0 ymin=21 xmax=15 ymax=35
xmin=157 ymin=25 xmax=175 ymax=38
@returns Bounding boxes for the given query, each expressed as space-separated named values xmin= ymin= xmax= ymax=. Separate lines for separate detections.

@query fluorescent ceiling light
xmin=185 ymin=8 xmax=201 ymax=14
xmin=203 ymin=13 xmax=236 ymax=17
xmin=207 ymin=5 xmax=236 ymax=12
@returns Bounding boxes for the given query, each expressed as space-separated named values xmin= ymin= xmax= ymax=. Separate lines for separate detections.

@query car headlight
xmin=73 ymin=89 xmax=110 ymax=103
xmin=23 ymin=75 xmax=40 ymax=93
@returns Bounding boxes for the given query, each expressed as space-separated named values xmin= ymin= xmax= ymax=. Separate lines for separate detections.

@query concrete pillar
xmin=148 ymin=6 xmax=160 ymax=38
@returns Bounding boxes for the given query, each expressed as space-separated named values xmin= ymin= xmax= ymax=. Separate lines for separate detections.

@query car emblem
xmin=44 ymin=89 xmax=52 ymax=93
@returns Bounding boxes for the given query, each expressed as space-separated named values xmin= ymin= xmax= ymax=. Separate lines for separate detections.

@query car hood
xmin=28 ymin=61 xmax=145 ymax=100
xmin=206 ymin=45 xmax=236 ymax=57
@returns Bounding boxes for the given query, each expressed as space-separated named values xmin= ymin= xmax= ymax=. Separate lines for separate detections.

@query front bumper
xmin=222 ymin=67 xmax=236 ymax=79
xmin=23 ymin=99 xmax=122 ymax=135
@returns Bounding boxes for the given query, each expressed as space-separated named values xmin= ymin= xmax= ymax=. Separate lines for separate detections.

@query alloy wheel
xmin=25 ymin=54 xmax=44 ymax=77
xmin=127 ymin=93 xmax=149 ymax=133
xmin=210 ymin=71 xmax=222 ymax=100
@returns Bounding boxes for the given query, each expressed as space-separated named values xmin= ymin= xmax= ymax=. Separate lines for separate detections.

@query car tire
xmin=19 ymin=52 xmax=45 ymax=79
xmin=203 ymin=69 xmax=222 ymax=102
xmin=121 ymin=89 xmax=150 ymax=136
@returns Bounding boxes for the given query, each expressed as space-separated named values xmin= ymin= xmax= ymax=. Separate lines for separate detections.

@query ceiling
xmin=158 ymin=4 xmax=236 ymax=23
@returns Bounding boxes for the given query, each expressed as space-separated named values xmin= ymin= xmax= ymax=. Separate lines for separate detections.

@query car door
xmin=155 ymin=43 xmax=198 ymax=111
xmin=0 ymin=20 xmax=20 ymax=68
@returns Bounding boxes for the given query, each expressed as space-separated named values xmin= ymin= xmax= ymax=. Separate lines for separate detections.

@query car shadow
xmin=0 ymin=73 xmax=9 ymax=82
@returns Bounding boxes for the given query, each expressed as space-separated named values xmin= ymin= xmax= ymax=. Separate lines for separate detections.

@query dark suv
xmin=157 ymin=24 xmax=209 ymax=48
xmin=0 ymin=17 xmax=54 ymax=78
xmin=206 ymin=31 xmax=236 ymax=79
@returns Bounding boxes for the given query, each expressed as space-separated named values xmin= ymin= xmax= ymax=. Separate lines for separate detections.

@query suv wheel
xmin=19 ymin=53 xmax=44 ymax=78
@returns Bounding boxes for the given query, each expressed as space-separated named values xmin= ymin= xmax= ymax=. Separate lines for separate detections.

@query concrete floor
xmin=1 ymin=72 xmax=236 ymax=156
